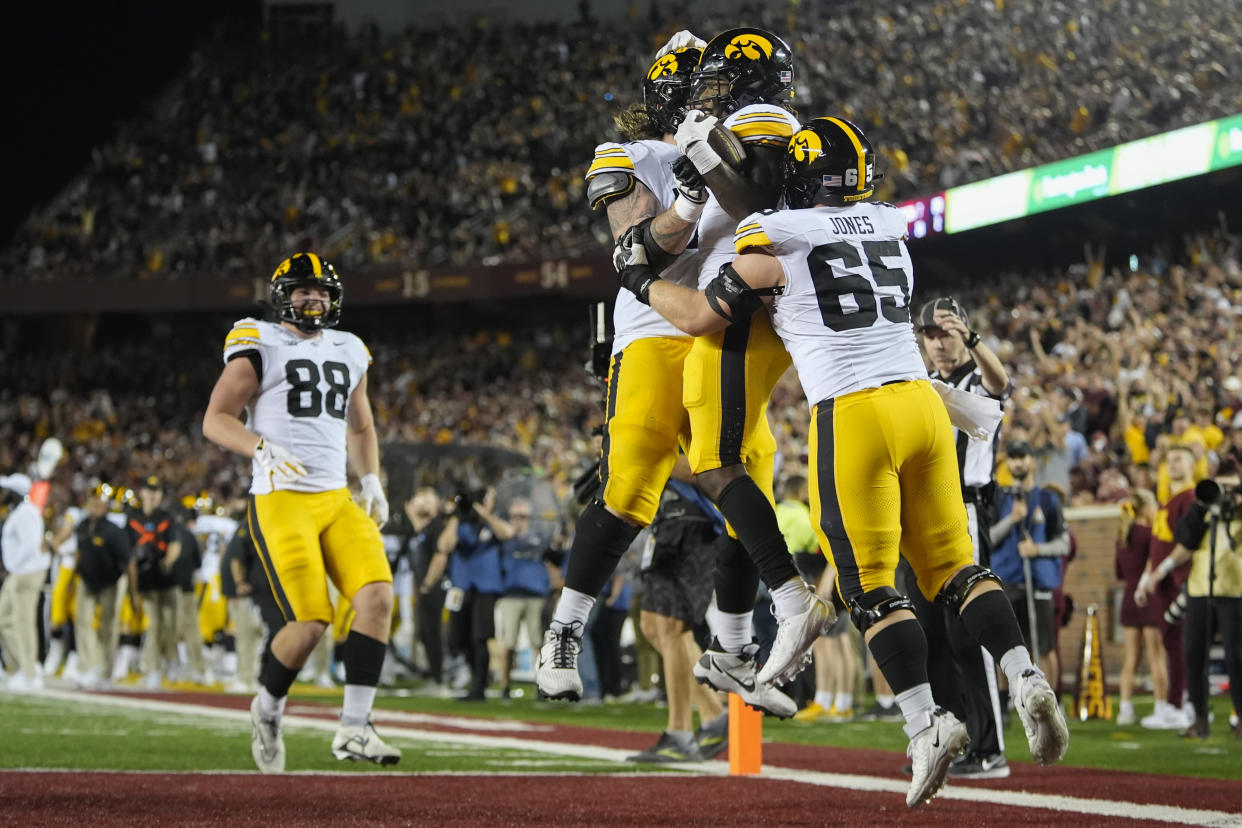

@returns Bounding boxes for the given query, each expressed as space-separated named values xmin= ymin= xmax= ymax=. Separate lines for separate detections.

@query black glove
xmin=671 ymin=155 xmax=707 ymax=205
xmin=620 ymin=264 xmax=661 ymax=306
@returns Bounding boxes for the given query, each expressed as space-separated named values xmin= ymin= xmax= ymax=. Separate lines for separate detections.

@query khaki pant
xmin=176 ymin=589 xmax=206 ymax=676
xmin=0 ymin=569 xmax=49 ymax=678
xmin=141 ymin=588 xmax=179 ymax=676
xmin=76 ymin=583 xmax=119 ymax=678
xmin=230 ymin=597 xmax=263 ymax=685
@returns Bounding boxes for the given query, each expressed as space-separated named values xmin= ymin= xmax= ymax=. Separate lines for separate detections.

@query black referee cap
xmin=916 ymin=297 xmax=970 ymax=332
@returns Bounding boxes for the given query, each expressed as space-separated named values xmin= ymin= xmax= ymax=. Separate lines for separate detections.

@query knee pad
xmin=848 ymin=587 xmax=914 ymax=635
xmin=934 ymin=564 xmax=1002 ymax=611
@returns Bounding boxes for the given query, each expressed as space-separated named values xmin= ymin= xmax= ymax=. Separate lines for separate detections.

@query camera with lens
xmin=1194 ymin=478 xmax=1242 ymax=523
xmin=1164 ymin=588 xmax=1189 ymax=626
xmin=453 ymin=486 xmax=486 ymax=520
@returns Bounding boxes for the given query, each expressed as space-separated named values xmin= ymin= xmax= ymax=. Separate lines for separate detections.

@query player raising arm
xmin=618 ymin=117 xmax=1069 ymax=809
xmin=203 ymin=253 xmax=400 ymax=773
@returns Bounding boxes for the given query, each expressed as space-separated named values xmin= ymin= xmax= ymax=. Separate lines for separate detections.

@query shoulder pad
xmin=223 ymin=318 xmax=263 ymax=353
xmin=733 ymin=214 xmax=775 ymax=254
xmin=587 ymin=170 xmax=636 ymax=211
xmin=725 ymin=105 xmax=799 ymax=146
xmin=585 ymin=143 xmax=635 ymax=179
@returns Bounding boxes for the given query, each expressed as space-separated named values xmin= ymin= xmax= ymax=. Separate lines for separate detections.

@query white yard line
xmin=13 ymin=688 xmax=1242 ymax=828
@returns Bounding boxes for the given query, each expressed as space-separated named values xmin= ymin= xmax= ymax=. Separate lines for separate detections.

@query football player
xmin=535 ymin=39 xmax=799 ymax=718
xmin=616 ymin=117 xmax=1070 ymax=808
xmin=203 ymin=253 xmax=401 ymax=772
xmin=668 ymin=28 xmax=832 ymax=687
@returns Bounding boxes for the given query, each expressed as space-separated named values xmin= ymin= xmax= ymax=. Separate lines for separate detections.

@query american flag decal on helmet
xmin=823 ymin=174 xmax=843 ymax=187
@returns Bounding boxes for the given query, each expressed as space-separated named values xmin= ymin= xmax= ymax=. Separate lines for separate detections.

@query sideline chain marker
xmin=1074 ymin=603 xmax=1111 ymax=721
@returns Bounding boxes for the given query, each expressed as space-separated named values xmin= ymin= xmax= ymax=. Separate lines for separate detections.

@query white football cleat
xmin=249 ymin=696 xmax=286 ymax=774
xmin=331 ymin=720 xmax=402 ymax=766
xmin=1013 ymin=668 xmax=1070 ymax=764
xmin=905 ymin=708 xmax=969 ymax=808
xmin=535 ymin=622 xmax=584 ymax=702
xmin=693 ymin=639 xmax=797 ymax=719
xmin=755 ymin=594 xmax=835 ymax=686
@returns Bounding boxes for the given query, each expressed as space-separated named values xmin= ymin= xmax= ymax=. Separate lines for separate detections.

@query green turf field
xmin=1 ymin=685 xmax=1236 ymax=779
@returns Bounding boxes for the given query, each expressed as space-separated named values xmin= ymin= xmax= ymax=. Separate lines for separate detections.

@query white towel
xmin=929 ymin=379 xmax=1003 ymax=441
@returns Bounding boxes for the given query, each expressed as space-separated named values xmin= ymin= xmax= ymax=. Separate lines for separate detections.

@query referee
xmin=908 ymin=297 xmax=1012 ymax=779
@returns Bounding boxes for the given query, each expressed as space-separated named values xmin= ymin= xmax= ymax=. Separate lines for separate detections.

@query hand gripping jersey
xmin=695 ymin=103 xmax=801 ymax=288
xmin=584 ymin=139 xmax=701 ymax=353
xmin=733 ymin=202 xmax=926 ymax=404
xmin=222 ymin=318 xmax=372 ymax=495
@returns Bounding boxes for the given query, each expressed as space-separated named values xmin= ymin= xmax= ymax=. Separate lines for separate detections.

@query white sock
xmin=815 ymin=690 xmax=834 ymax=709
xmin=896 ymin=683 xmax=936 ymax=738
xmin=835 ymin=692 xmax=853 ymax=711
xmin=1119 ymin=699 xmax=1134 ymax=714
xmin=770 ymin=577 xmax=811 ymax=618
xmin=713 ymin=611 xmax=753 ymax=653
xmin=257 ymin=687 xmax=286 ymax=719
xmin=875 ymin=694 xmax=896 ymax=708
xmin=552 ymin=588 xmax=595 ymax=631
xmin=341 ymin=684 xmax=377 ymax=727
xmin=999 ymin=645 xmax=1037 ymax=687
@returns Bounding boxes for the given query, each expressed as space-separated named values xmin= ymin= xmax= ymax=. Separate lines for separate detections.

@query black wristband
xmin=620 ymin=265 xmax=661 ymax=305
xmin=965 ymin=330 xmax=981 ymax=349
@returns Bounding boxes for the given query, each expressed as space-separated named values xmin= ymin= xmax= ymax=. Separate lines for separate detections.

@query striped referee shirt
xmin=931 ymin=360 xmax=1012 ymax=489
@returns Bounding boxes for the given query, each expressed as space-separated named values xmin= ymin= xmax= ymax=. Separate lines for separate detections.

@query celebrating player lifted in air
xmin=203 ymin=253 xmax=401 ymax=772
xmin=617 ymin=117 xmax=1069 ymax=808
xmin=538 ymin=26 xmax=831 ymax=714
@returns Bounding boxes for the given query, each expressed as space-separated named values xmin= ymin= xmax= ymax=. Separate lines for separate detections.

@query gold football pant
xmin=49 ymin=564 xmax=78 ymax=629
xmin=810 ymin=380 xmax=974 ymax=602
xmin=248 ymin=488 xmax=391 ymax=624
xmin=600 ymin=336 xmax=693 ymax=526
xmin=683 ymin=311 xmax=790 ymax=522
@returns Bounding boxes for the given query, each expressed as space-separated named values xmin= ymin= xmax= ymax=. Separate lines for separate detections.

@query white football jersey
xmin=732 ymin=202 xmax=926 ymax=404
xmin=222 ymin=318 xmax=372 ymax=495
xmin=192 ymin=513 xmax=238 ymax=582
xmin=585 ymin=139 xmax=700 ymax=353
xmin=57 ymin=506 xmax=84 ymax=567
xmin=696 ymin=104 xmax=801 ymax=289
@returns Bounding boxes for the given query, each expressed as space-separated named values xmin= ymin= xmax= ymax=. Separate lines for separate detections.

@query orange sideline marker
xmin=728 ymin=693 xmax=762 ymax=775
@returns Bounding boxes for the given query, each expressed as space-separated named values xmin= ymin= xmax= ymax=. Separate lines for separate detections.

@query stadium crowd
xmin=4 ymin=0 xmax=1242 ymax=280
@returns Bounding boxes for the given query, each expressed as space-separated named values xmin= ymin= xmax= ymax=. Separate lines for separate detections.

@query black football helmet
xmin=783 ymin=117 xmax=879 ymax=209
xmin=688 ymin=27 xmax=794 ymax=116
xmin=270 ymin=252 xmax=343 ymax=332
xmin=643 ymin=46 xmax=701 ymax=134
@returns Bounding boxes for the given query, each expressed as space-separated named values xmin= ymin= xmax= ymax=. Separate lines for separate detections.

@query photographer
xmin=1161 ymin=477 xmax=1242 ymax=740
xmin=989 ymin=441 xmax=1071 ymax=685
xmin=444 ymin=486 xmax=513 ymax=701
xmin=404 ymin=488 xmax=455 ymax=691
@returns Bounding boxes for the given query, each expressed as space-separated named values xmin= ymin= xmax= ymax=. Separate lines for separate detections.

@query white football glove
xmin=611 ymin=224 xmax=649 ymax=273
xmin=360 ymin=472 xmax=389 ymax=526
xmin=655 ymin=30 xmax=706 ymax=59
xmin=674 ymin=110 xmax=723 ymax=175
xmin=253 ymin=438 xmax=307 ymax=487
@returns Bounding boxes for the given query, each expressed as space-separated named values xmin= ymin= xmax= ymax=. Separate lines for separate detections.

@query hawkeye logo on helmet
xmin=725 ymin=34 xmax=773 ymax=61
xmin=648 ymin=53 xmax=679 ymax=80
xmin=790 ymin=130 xmax=823 ymax=163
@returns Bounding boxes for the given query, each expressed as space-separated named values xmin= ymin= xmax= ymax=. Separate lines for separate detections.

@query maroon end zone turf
xmin=0 ymin=772 xmax=1200 ymax=828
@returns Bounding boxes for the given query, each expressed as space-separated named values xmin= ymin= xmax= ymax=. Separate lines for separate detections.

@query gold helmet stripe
xmin=305 ymin=252 xmax=323 ymax=276
xmin=822 ymin=117 xmax=866 ymax=192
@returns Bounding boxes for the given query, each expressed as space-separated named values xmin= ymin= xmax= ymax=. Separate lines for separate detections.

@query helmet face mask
xmin=689 ymin=28 xmax=794 ymax=117
xmin=643 ymin=47 xmax=701 ymax=134
xmin=270 ymin=253 xmax=343 ymax=333
xmin=783 ymin=117 xmax=879 ymax=209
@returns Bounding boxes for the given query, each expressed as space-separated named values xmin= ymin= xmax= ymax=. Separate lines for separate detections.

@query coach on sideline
xmin=908 ymin=298 xmax=1012 ymax=778
xmin=0 ymin=473 xmax=50 ymax=690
